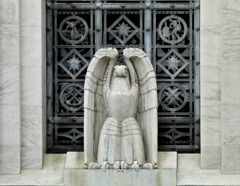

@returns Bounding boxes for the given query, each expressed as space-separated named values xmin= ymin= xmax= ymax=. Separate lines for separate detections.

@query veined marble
xmin=21 ymin=66 xmax=42 ymax=106
xmin=21 ymin=106 xmax=42 ymax=147
xmin=178 ymin=154 xmax=240 ymax=186
xmin=0 ymin=25 xmax=20 ymax=65
xmin=0 ymin=154 xmax=65 ymax=185
xmin=21 ymin=147 xmax=42 ymax=170
xmin=0 ymin=145 xmax=20 ymax=175
xmin=20 ymin=0 xmax=43 ymax=27
xmin=200 ymin=0 xmax=222 ymax=169
xmin=0 ymin=65 xmax=20 ymax=105
xmin=221 ymin=0 xmax=240 ymax=174
xmin=65 ymin=152 xmax=177 ymax=186
xmin=20 ymin=27 xmax=42 ymax=67
xmin=0 ymin=105 xmax=20 ymax=146
xmin=0 ymin=0 xmax=19 ymax=25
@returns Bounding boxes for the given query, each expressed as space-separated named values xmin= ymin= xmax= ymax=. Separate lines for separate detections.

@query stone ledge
xmin=0 ymin=154 xmax=66 ymax=186
xmin=177 ymin=154 xmax=240 ymax=186
xmin=64 ymin=152 xmax=177 ymax=186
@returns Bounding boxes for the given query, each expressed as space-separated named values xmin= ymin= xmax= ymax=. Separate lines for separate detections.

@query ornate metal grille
xmin=46 ymin=0 xmax=200 ymax=153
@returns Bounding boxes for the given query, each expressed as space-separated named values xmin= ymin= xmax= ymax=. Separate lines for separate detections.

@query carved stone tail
xmin=97 ymin=117 xmax=145 ymax=165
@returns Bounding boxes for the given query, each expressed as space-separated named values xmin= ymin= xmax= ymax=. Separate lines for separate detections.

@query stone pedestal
xmin=64 ymin=152 xmax=177 ymax=186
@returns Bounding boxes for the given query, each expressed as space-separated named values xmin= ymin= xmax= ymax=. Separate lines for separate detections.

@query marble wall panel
xmin=201 ymin=27 xmax=221 ymax=67
xmin=20 ymin=0 xmax=42 ymax=27
xmin=0 ymin=25 xmax=20 ymax=65
xmin=200 ymin=0 xmax=222 ymax=27
xmin=0 ymin=65 xmax=20 ymax=105
xmin=201 ymin=105 xmax=221 ymax=147
xmin=0 ymin=0 xmax=21 ymax=175
xmin=21 ymin=66 xmax=42 ymax=106
xmin=222 ymin=104 xmax=240 ymax=145
xmin=201 ymin=146 xmax=222 ymax=169
xmin=200 ymin=0 xmax=222 ymax=169
xmin=0 ymin=0 xmax=19 ymax=25
xmin=0 ymin=145 xmax=20 ymax=174
xmin=20 ymin=27 xmax=42 ymax=67
xmin=221 ymin=64 xmax=240 ymax=105
xmin=21 ymin=106 xmax=42 ymax=147
xmin=222 ymin=145 xmax=240 ymax=174
xmin=19 ymin=0 xmax=45 ymax=171
xmin=178 ymin=154 xmax=240 ymax=185
xmin=21 ymin=147 xmax=42 ymax=170
xmin=221 ymin=0 xmax=240 ymax=174
xmin=0 ymin=105 xmax=20 ymax=146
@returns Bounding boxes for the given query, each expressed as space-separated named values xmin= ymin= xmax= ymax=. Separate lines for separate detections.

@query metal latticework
xmin=46 ymin=0 xmax=200 ymax=153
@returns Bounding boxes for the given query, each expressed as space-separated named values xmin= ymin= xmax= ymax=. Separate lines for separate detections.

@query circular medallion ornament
xmin=159 ymin=84 xmax=187 ymax=112
xmin=158 ymin=15 xmax=188 ymax=44
xmin=59 ymin=15 xmax=88 ymax=44
xmin=59 ymin=84 xmax=84 ymax=112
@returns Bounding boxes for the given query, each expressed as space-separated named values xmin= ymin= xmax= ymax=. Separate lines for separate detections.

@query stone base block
xmin=177 ymin=154 xmax=240 ymax=186
xmin=64 ymin=152 xmax=177 ymax=186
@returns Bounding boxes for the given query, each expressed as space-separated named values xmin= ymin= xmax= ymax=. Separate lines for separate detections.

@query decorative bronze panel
xmin=46 ymin=0 xmax=200 ymax=153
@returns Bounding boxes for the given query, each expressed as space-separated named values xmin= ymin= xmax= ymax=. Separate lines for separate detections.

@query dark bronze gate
xmin=46 ymin=0 xmax=200 ymax=153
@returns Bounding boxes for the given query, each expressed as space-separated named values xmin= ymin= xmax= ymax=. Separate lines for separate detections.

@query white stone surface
xmin=20 ymin=27 xmax=42 ymax=67
xmin=177 ymin=154 xmax=240 ymax=186
xmin=0 ymin=145 xmax=20 ymax=175
xmin=0 ymin=25 xmax=20 ymax=65
xmin=0 ymin=154 xmax=65 ymax=185
xmin=221 ymin=0 xmax=240 ymax=174
xmin=0 ymin=0 xmax=21 ymax=175
xmin=0 ymin=65 xmax=20 ymax=105
xmin=0 ymin=105 xmax=20 ymax=146
xmin=21 ymin=66 xmax=43 ymax=106
xmin=200 ymin=0 xmax=222 ymax=169
xmin=201 ymin=146 xmax=222 ymax=169
xmin=65 ymin=152 xmax=177 ymax=186
xmin=21 ymin=147 xmax=42 ymax=170
xmin=0 ymin=0 xmax=19 ymax=25
xmin=21 ymin=106 xmax=43 ymax=147
xmin=43 ymin=154 xmax=66 ymax=170
xmin=65 ymin=152 xmax=84 ymax=169
xmin=222 ymin=104 xmax=240 ymax=145
xmin=18 ymin=0 xmax=45 ymax=172
xmin=20 ymin=0 xmax=42 ymax=27
xmin=221 ymin=64 xmax=240 ymax=104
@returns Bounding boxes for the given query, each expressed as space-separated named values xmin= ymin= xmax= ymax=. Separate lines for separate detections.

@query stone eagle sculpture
xmin=84 ymin=47 xmax=158 ymax=169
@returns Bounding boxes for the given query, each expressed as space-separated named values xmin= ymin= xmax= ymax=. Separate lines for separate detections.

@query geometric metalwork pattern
xmin=59 ymin=15 xmax=88 ymax=44
xmin=157 ymin=49 xmax=189 ymax=79
xmin=107 ymin=15 xmax=139 ymax=46
xmin=58 ymin=49 xmax=89 ymax=79
xmin=46 ymin=0 xmax=200 ymax=153
xmin=59 ymin=84 xmax=84 ymax=112
xmin=159 ymin=84 xmax=187 ymax=112
xmin=158 ymin=15 xmax=188 ymax=44
xmin=58 ymin=128 xmax=84 ymax=142
xmin=105 ymin=11 xmax=142 ymax=47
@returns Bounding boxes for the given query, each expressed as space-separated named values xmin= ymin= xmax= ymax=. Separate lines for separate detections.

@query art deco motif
xmin=158 ymin=15 xmax=187 ymax=44
xmin=58 ymin=128 xmax=83 ymax=142
xmin=58 ymin=49 xmax=89 ymax=79
xmin=59 ymin=84 xmax=84 ymax=112
xmin=59 ymin=15 xmax=88 ymax=44
xmin=108 ymin=15 xmax=138 ymax=45
xmin=84 ymin=48 xmax=158 ymax=170
xmin=159 ymin=84 xmax=187 ymax=112
xmin=159 ymin=128 xmax=189 ymax=143
xmin=157 ymin=49 xmax=188 ymax=79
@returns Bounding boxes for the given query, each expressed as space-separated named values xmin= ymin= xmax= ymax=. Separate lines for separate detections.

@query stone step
xmin=64 ymin=151 xmax=178 ymax=186
xmin=0 ymin=154 xmax=66 ymax=186
xmin=177 ymin=154 xmax=240 ymax=186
